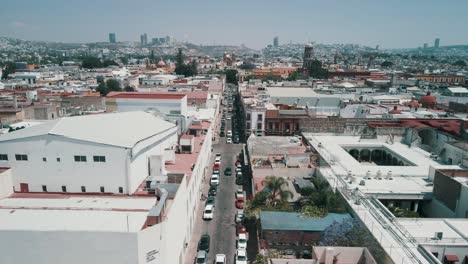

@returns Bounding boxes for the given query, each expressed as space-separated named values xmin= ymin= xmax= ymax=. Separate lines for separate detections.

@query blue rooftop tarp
xmin=260 ymin=211 xmax=351 ymax=232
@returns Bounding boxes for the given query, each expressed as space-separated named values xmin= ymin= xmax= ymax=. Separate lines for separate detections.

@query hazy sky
xmin=1 ymin=0 xmax=467 ymax=49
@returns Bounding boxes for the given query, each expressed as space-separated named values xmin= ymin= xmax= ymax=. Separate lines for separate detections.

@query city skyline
xmin=1 ymin=0 xmax=468 ymax=49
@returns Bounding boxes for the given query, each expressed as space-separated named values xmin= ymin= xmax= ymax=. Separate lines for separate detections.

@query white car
xmin=226 ymin=137 xmax=232 ymax=144
xmin=237 ymin=233 xmax=247 ymax=249
xmin=236 ymin=167 xmax=242 ymax=173
xmin=215 ymin=254 xmax=226 ymax=264
xmin=235 ymin=189 xmax=245 ymax=200
xmin=210 ymin=174 xmax=220 ymax=186
xmin=236 ymin=171 xmax=242 ymax=177
xmin=227 ymin=130 xmax=232 ymax=137
xmin=235 ymin=211 xmax=245 ymax=223
xmin=215 ymin=153 xmax=221 ymax=161
xmin=226 ymin=116 xmax=231 ymax=120
xmin=203 ymin=204 xmax=214 ymax=220
xmin=235 ymin=249 xmax=247 ymax=264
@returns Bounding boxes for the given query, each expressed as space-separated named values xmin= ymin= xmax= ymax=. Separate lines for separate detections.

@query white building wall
xmin=129 ymin=129 xmax=177 ymax=193
xmin=0 ymin=230 xmax=138 ymax=264
xmin=137 ymin=224 xmax=163 ymax=264
xmin=0 ymin=135 xmax=128 ymax=193
xmin=113 ymin=97 xmax=188 ymax=116
xmin=162 ymin=128 xmax=213 ymax=264
xmin=0 ymin=169 xmax=13 ymax=198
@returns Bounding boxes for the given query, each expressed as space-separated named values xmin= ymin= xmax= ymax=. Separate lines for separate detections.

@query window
xmin=246 ymin=113 xmax=251 ymax=121
xmin=42 ymin=185 xmax=47 ymax=192
xmin=119 ymin=187 xmax=123 ymax=194
xmin=15 ymin=154 xmax=28 ymax=161
xmin=81 ymin=186 xmax=86 ymax=193
xmin=42 ymin=157 xmax=47 ymax=162
xmin=74 ymin=155 xmax=87 ymax=162
xmin=62 ymin=186 xmax=67 ymax=192
xmin=100 ymin=186 xmax=105 ymax=193
xmin=0 ymin=154 xmax=8 ymax=161
xmin=57 ymin=157 xmax=61 ymax=162
xmin=246 ymin=122 xmax=251 ymax=128
xmin=93 ymin=156 xmax=106 ymax=162
xmin=257 ymin=114 xmax=263 ymax=120
xmin=257 ymin=123 xmax=262 ymax=130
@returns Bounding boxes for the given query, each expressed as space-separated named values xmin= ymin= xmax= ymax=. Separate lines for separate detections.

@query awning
xmin=444 ymin=255 xmax=459 ymax=262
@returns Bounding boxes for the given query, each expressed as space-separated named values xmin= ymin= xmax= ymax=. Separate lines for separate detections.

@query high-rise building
xmin=434 ymin=38 xmax=440 ymax=49
xmin=140 ymin=33 xmax=148 ymax=46
xmin=152 ymin=38 xmax=159 ymax=45
xmin=302 ymin=44 xmax=314 ymax=69
xmin=159 ymin=37 xmax=166 ymax=44
xmin=165 ymin=36 xmax=172 ymax=44
xmin=109 ymin=33 xmax=116 ymax=43
xmin=273 ymin=36 xmax=279 ymax=47
xmin=423 ymin=43 xmax=428 ymax=49
xmin=375 ymin=44 xmax=379 ymax=50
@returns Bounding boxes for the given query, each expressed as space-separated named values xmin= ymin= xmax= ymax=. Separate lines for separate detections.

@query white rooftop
xmin=398 ymin=218 xmax=468 ymax=245
xmin=0 ymin=196 xmax=156 ymax=232
xmin=304 ymin=134 xmax=461 ymax=197
xmin=0 ymin=111 xmax=176 ymax=148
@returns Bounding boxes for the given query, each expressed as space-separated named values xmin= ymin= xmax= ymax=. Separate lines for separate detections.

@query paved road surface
xmin=185 ymin=112 xmax=243 ymax=264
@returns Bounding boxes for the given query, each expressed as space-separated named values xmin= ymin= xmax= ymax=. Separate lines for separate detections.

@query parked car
xmin=215 ymin=154 xmax=221 ymax=162
xmin=226 ymin=137 xmax=232 ymax=144
xmin=209 ymin=186 xmax=217 ymax=196
xmin=213 ymin=169 xmax=220 ymax=175
xmin=237 ymin=233 xmax=248 ymax=249
xmin=235 ymin=211 xmax=245 ymax=223
xmin=235 ymin=189 xmax=244 ymax=200
xmin=235 ymin=176 xmax=243 ymax=185
xmin=236 ymin=222 xmax=247 ymax=236
xmin=210 ymin=174 xmax=220 ymax=186
xmin=197 ymin=234 xmax=210 ymax=252
xmin=213 ymin=163 xmax=220 ymax=170
xmin=224 ymin=167 xmax=232 ymax=176
xmin=195 ymin=250 xmax=207 ymax=264
xmin=235 ymin=249 xmax=247 ymax=264
xmin=206 ymin=196 xmax=215 ymax=207
xmin=220 ymin=131 xmax=225 ymax=137
xmin=236 ymin=197 xmax=245 ymax=209
xmin=227 ymin=130 xmax=232 ymax=137
xmin=215 ymin=254 xmax=226 ymax=264
xmin=203 ymin=204 xmax=214 ymax=220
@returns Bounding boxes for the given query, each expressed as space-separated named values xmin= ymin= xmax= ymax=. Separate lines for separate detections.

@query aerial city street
xmin=0 ymin=1 xmax=468 ymax=264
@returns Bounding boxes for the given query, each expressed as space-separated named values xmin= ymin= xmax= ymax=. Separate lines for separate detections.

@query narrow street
xmin=185 ymin=85 xmax=246 ymax=264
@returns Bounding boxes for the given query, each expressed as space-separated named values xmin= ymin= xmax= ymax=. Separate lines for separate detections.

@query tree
xmin=81 ymin=57 xmax=102 ymax=69
xmin=175 ymin=48 xmax=184 ymax=68
xmin=381 ymin=61 xmax=394 ymax=68
xmin=106 ymin=79 xmax=121 ymax=92
xmin=190 ymin=60 xmax=198 ymax=76
xmin=239 ymin=61 xmax=256 ymax=70
xmin=96 ymin=82 xmax=109 ymax=96
xmin=124 ymin=86 xmax=135 ymax=92
xmin=308 ymin=59 xmax=328 ymax=79
xmin=225 ymin=69 xmax=238 ymax=84
xmin=388 ymin=206 xmax=419 ymax=217
xmin=301 ymin=205 xmax=327 ymax=218
xmin=1 ymin=62 xmax=16 ymax=79
xmin=286 ymin=71 xmax=300 ymax=81
xmin=453 ymin=60 xmax=467 ymax=67
xmin=320 ymin=218 xmax=386 ymax=262
xmin=261 ymin=176 xmax=293 ymax=206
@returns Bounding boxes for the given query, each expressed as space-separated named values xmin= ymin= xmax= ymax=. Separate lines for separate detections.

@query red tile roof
xmin=445 ymin=255 xmax=459 ymax=262
xmin=180 ymin=134 xmax=194 ymax=139
xmin=106 ymin=92 xmax=186 ymax=99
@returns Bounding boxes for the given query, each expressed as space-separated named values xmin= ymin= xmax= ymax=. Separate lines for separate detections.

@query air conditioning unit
xmin=434 ymin=232 xmax=443 ymax=240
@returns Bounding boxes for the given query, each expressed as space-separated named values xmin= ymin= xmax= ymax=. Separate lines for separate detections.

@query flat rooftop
xmin=304 ymin=134 xmax=462 ymax=198
xmin=398 ymin=218 xmax=468 ymax=245
xmin=247 ymin=136 xmax=306 ymax=157
xmin=0 ymin=195 xmax=156 ymax=232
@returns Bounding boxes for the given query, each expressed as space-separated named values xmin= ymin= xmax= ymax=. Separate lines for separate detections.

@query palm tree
xmin=261 ymin=176 xmax=293 ymax=206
